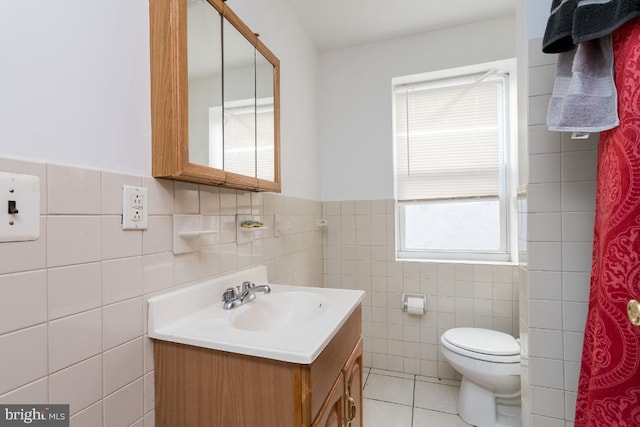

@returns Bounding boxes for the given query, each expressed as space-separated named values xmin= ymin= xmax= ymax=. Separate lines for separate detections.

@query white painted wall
xmin=0 ymin=0 xmax=320 ymax=200
xmin=527 ymin=0 xmax=553 ymax=39
xmin=225 ymin=0 xmax=321 ymax=199
xmin=0 ymin=0 xmax=151 ymax=176
xmin=318 ymin=16 xmax=517 ymax=201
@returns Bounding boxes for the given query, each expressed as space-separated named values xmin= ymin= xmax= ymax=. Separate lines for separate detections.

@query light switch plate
xmin=122 ymin=185 xmax=148 ymax=230
xmin=0 ymin=171 xmax=40 ymax=242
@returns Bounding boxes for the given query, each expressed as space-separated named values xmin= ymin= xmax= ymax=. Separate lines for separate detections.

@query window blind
xmin=394 ymin=75 xmax=505 ymax=201
xmin=256 ymin=105 xmax=275 ymax=181
xmin=223 ymin=101 xmax=274 ymax=179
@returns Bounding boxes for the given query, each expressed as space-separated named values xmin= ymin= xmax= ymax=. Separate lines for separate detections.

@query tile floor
xmin=363 ymin=368 xmax=472 ymax=427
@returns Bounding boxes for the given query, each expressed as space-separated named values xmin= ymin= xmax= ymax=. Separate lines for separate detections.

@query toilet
xmin=440 ymin=327 xmax=521 ymax=427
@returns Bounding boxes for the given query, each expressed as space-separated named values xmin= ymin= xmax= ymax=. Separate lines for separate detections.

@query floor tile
xmin=416 ymin=375 xmax=460 ymax=387
xmin=363 ymin=367 xmax=371 ymax=386
xmin=412 ymin=407 xmax=471 ymax=427
xmin=370 ymin=368 xmax=415 ymax=379
xmin=363 ymin=399 xmax=412 ymax=427
xmin=363 ymin=368 xmax=475 ymax=427
xmin=413 ymin=381 xmax=459 ymax=414
xmin=363 ymin=373 xmax=414 ymax=406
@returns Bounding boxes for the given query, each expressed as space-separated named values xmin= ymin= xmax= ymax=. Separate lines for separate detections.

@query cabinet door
xmin=343 ymin=338 xmax=363 ymax=427
xmin=311 ymin=373 xmax=344 ymax=427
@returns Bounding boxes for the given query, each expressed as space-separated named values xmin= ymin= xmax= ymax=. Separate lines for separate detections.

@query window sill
xmin=395 ymin=256 xmax=518 ymax=266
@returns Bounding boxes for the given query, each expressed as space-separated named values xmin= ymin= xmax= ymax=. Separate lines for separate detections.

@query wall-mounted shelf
xmin=239 ymin=221 xmax=267 ymax=231
xmin=178 ymin=229 xmax=217 ymax=238
xmin=173 ymin=214 xmax=217 ymax=254
xmin=237 ymin=215 xmax=267 ymax=244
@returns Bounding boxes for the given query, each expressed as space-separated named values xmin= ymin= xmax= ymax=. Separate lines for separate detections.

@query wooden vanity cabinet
xmin=311 ymin=372 xmax=344 ymax=427
xmin=312 ymin=338 xmax=363 ymax=427
xmin=153 ymin=306 xmax=363 ymax=427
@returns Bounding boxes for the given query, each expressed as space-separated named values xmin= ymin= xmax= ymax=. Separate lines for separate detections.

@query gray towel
xmin=547 ymin=34 xmax=619 ymax=132
xmin=543 ymin=0 xmax=640 ymax=53
xmin=543 ymin=0 xmax=578 ymax=53
xmin=574 ymin=0 xmax=640 ymax=43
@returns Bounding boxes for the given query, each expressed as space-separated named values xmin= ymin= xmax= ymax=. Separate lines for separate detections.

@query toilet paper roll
xmin=406 ymin=296 xmax=425 ymax=315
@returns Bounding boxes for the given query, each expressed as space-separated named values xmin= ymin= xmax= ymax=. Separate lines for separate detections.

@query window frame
xmin=393 ymin=59 xmax=518 ymax=264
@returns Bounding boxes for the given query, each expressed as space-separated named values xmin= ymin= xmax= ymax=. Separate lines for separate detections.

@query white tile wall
xmin=0 ymin=156 xmax=323 ymax=426
xmin=0 ymin=270 xmax=47 ymax=334
xmin=49 ymin=355 xmax=102 ymax=415
xmin=70 ymin=401 xmax=102 ymax=427
xmin=0 ymin=325 xmax=48 ymax=395
xmin=521 ymin=38 xmax=597 ymax=425
xmin=322 ymin=199 xmax=519 ymax=379
xmin=102 ymin=298 xmax=143 ymax=350
xmin=103 ymin=338 xmax=144 ymax=396
xmin=48 ymin=309 xmax=102 ymax=372
xmin=0 ymin=219 xmax=47 ymax=274
xmin=529 ymin=125 xmax=561 ymax=155
xmin=48 ymin=263 xmax=102 ymax=320
xmin=101 ymin=216 xmax=143 ymax=260
xmin=47 ymin=164 xmax=102 ymax=215
xmin=102 ymin=378 xmax=144 ymax=427
xmin=0 ymin=379 xmax=48 ymax=405
xmin=101 ymin=257 xmax=143 ymax=305
xmin=47 ymin=216 xmax=102 ymax=267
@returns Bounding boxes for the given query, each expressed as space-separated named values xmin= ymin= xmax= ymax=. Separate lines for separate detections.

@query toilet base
xmin=458 ymin=378 xmax=521 ymax=427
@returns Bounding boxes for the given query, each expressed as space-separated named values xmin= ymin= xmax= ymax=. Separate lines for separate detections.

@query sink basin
xmin=147 ymin=265 xmax=365 ymax=364
xmin=230 ymin=291 xmax=329 ymax=331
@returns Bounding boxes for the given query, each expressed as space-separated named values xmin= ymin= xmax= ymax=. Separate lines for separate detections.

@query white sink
xmin=230 ymin=291 xmax=329 ymax=331
xmin=147 ymin=266 xmax=364 ymax=364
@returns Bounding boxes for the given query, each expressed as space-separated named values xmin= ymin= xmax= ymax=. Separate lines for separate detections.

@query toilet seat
xmin=442 ymin=328 xmax=520 ymax=364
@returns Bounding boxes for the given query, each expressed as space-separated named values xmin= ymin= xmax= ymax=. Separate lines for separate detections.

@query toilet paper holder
xmin=401 ymin=293 xmax=426 ymax=314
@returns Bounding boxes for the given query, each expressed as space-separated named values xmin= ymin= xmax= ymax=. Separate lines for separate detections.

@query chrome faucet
xmin=222 ymin=281 xmax=271 ymax=310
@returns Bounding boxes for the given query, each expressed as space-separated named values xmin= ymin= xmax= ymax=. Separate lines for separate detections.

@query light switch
xmin=0 ymin=172 xmax=40 ymax=242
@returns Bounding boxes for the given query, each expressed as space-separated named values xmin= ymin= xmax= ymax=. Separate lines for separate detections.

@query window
xmin=393 ymin=60 xmax=517 ymax=263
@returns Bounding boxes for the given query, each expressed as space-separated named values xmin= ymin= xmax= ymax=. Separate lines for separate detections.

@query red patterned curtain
xmin=575 ymin=20 xmax=640 ymax=426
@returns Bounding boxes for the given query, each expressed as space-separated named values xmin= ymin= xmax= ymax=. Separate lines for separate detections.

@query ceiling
xmin=284 ymin=0 xmax=516 ymax=52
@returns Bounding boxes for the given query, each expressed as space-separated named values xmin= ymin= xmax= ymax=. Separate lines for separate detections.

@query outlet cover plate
xmin=122 ymin=185 xmax=148 ymax=230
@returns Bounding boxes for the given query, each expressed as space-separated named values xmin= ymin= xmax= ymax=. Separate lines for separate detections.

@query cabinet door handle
xmin=345 ymin=395 xmax=357 ymax=425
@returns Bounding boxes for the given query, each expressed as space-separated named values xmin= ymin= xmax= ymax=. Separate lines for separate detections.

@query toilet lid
xmin=443 ymin=328 xmax=520 ymax=356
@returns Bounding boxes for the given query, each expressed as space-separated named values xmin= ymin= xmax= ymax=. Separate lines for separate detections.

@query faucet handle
xmin=222 ymin=287 xmax=238 ymax=302
xmin=241 ymin=281 xmax=255 ymax=292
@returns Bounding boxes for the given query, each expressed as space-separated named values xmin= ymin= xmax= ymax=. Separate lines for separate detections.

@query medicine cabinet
xmin=150 ymin=0 xmax=281 ymax=192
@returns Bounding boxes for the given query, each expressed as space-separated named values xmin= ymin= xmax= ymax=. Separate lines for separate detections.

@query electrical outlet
xmin=122 ymin=185 xmax=148 ymax=230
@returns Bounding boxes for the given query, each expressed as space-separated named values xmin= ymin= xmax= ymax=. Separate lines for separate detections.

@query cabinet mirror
xmin=150 ymin=0 xmax=281 ymax=192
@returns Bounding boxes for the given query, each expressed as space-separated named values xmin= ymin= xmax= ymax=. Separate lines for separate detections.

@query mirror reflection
xmin=222 ymin=18 xmax=257 ymax=177
xmin=186 ymin=1 xmax=276 ymax=182
xmin=256 ymin=49 xmax=275 ymax=182
xmin=187 ymin=1 xmax=222 ymax=167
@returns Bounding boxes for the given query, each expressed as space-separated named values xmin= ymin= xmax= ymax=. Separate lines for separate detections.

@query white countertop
xmin=147 ymin=266 xmax=364 ymax=364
